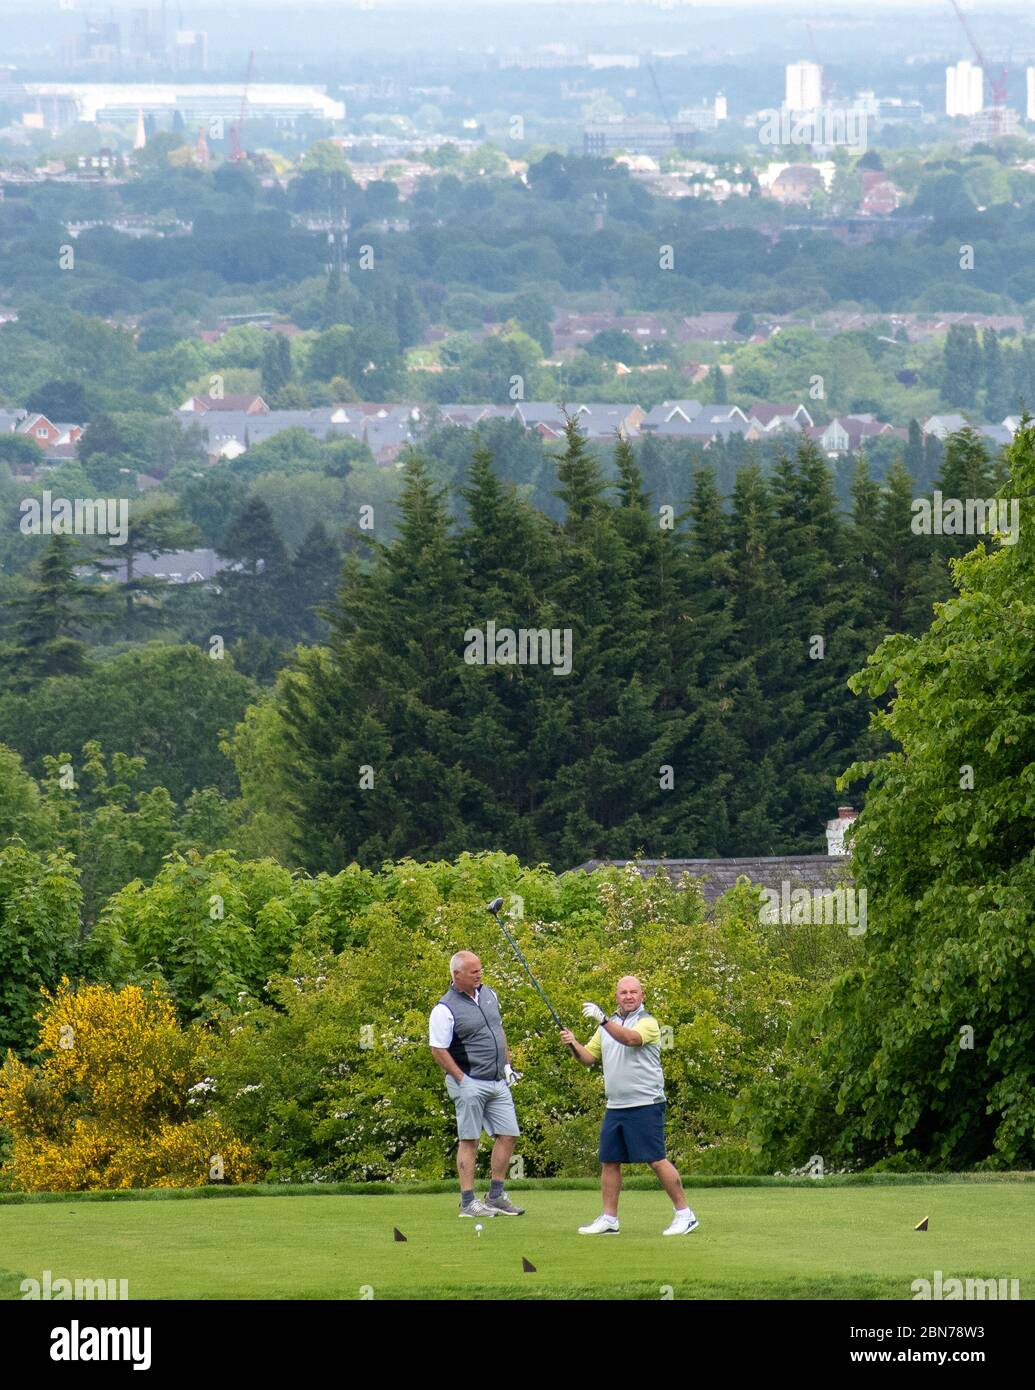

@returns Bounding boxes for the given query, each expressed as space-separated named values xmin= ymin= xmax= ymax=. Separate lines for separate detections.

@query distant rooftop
xmin=571 ymin=855 xmax=852 ymax=904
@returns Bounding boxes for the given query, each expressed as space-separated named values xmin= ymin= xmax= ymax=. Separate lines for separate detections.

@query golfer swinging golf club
xmin=429 ymin=951 xmax=525 ymax=1219
xmin=559 ymin=976 xmax=699 ymax=1236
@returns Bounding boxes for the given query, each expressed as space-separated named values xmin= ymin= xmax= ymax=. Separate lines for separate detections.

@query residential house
xmin=82 ymin=549 xmax=239 ymax=587
xmin=178 ymin=392 xmax=270 ymax=415
xmin=511 ymin=402 xmax=645 ymax=439
xmin=177 ymin=402 xmax=429 ymax=467
xmin=18 ymin=412 xmax=63 ymax=448
xmin=646 ymin=404 xmax=757 ymax=445
xmin=807 ymin=414 xmax=904 ymax=457
xmin=550 ymin=313 xmax=674 ymax=353
xmin=922 ymin=413 xmax=970 ymax=440
xmin=747 ymin=402 xmax=814 ymax=433
xmin=858 ymin=170 xmax=902 ymax=217
xmin=977 ymin=424 xmax=1014 ymax=448
xmin=639 ymin=400 xmax=704 ymax=432
xmin=677 ymin=312 xmax=740 ymax=342
xmin=765 ymin=164 xmax=827 ymax=206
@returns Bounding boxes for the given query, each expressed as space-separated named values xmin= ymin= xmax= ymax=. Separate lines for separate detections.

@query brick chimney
xmin=825 ymin=805 xmax=858 ymax=856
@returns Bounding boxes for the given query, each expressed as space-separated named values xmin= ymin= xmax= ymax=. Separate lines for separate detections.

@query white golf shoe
xmin=459 ymin=1198 xmax=497 ymax=1218
xmin=662 ymin=1209 xmax=700 ymax=1236
xmin=578 ymin=1214 xmax=620 ymax=1234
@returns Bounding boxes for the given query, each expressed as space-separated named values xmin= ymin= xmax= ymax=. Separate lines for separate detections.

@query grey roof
xmin=179 ymin=404 xmax=434 ymax=458
xmin=684 ymin=418 xmax=750 ymax=440
xmin=180 ymin=409 xmax=357 ymax=449
xmin=571 ymin=856 xmax=852 ymax=904
xmin=81 ymin=548 xmax=240 ymax=585
xmin=437 ymin=404 xmax=498 ymax=425
xmin=514 ymin=402 xmax=582 ymax=428
xmin=640 ymin=400 xmax=704 ymax=429
xmin=978 ymin=425 xmax=1013 ymax=447
xmin=0 ymin=407 xmax=27 ymax=432
xmin=923 ymin=413 xmax=969 ymax=437
xmin=695 ymin=404 xmax=749 ymax=425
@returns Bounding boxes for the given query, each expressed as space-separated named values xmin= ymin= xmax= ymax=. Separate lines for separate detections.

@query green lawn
xmin=1 ymin=1181 xmax=1032 ymax=1300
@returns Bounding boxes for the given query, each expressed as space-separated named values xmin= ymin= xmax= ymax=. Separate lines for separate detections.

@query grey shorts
xmin=445 ymin=1075 xmax=520 ymax=1141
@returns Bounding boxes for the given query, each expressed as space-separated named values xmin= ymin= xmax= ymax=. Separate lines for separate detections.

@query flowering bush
xmin=0 ymin=979 xmax=257 ymax=1191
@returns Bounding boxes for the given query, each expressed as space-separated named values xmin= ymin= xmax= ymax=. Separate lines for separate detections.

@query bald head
xmin=615 ymin=976 xmax=644 ymax=1013
xmin=450 ymin=951 xmax=483 ymax=996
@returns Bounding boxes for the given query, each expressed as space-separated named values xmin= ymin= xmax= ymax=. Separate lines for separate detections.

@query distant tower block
xmin=714 ymin=93 xmax=727 ymax=122
xmin=133 ymin=108 xmax=146 ymax=149
xmin=195 ymin=127 xmax=210 ymax=167
xmin=785 ymin=60 xmax=822 ymax=112
xmin=946 ymin=58 xmax=984 ymax=117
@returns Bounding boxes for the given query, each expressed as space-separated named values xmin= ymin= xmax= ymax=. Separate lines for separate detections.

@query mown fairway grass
xmin=1 ymin=1180 xmax=1032 ymax=1300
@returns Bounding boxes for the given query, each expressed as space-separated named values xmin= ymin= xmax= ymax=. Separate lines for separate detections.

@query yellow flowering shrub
xmin=0 ymin=978 xmax=257 ymax=1191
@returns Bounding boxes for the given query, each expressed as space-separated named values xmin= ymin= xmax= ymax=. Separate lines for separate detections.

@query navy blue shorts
xmin=599 ymin=1102 xmax=666 ymax=1163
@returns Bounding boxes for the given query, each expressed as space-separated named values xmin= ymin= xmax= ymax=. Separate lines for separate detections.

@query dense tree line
xmin=270 ymin=424 xmax=985 ymax=871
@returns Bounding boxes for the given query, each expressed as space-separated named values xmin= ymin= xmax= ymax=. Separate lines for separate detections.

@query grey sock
xmin=461 ymin=1189 xmax=475 ymax=1207
xmin=489 ymin=1179 xmax=504 ymax=1199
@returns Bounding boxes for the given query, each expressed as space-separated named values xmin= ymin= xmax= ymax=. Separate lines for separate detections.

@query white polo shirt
xmin=428 ymin=987 xmax=482 ymax=1048
xmin=586 ymin=1004 xmax=665 ymax=1109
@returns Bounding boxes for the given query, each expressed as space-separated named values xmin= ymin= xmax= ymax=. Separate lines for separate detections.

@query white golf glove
xmin=504 ymin=1063 xmax=522 ymax=1087
xmin=582 ymin=1001 xmax=606 ymax=1024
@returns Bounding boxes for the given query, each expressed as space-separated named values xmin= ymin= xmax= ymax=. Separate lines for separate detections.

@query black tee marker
xmin=393 ymin=1227 xmax=407 ymax=1242
xmin=522 ymin=1257 xmax=536 ymax=1273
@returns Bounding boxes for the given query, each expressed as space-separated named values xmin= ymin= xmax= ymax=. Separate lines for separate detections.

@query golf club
xmin=486 ymin=897 xmax=578 ymax=1055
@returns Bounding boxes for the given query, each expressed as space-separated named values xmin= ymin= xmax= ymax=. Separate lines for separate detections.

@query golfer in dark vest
xmin=429 ymin=950 xmax=525 ymax=1218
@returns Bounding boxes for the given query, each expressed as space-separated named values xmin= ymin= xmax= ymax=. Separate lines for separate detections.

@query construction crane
xmin=228 ymin=49 xmax=254 ymax=161
xmin=948 ymin=0 xmax=1008 ymax=107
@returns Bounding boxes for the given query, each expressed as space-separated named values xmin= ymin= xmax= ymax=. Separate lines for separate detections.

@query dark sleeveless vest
xmin=436 ymin=984 xmax=506 ymax=1080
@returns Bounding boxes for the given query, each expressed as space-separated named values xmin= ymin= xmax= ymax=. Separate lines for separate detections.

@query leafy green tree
xmin=260 ymin=333 xmax=293 ymax=400
xmin=0 ymin=433 xmax=44 ymax=469
xmin=0 ymin=843 xmax=81 ymax=1056
xmin=904 ymin=418 xmax=925 ymax=485
xmin=941 ymin=323 xmax=981 ymax=409
xmin=91 ymin=851 xmax=323 ymax=1020
xmin=744 ymin=428 xmax=1035 ymax=1170
xmin=983 ymin=328 xmax=1011 ymax=423
xmin=41 ymin=741 xmax=179 ymax=923
xmin=286 ymin=521 xmax=343 ymax=645
xmin=935 ymin=428 xmax=1003 ymax=564
xmin=87 ymin=495 xmax=199 ymax=639
xmin=584 ymin=328 xmax=642 ymax=361
xmin=0 ymin=742 xmax=57 ymax=849
xmin=279 ymin=454 xmax=472 ymax=870
xmin=217 ymin=497 xmax=292 ymax=667
xmin=0 ymin=643 xmax=256 ymax=804
xmin=25 ymin=379 xmax=91 ymax=421
xmin=709 ymin=363 xmax=727 ymax=403
xmin=4 ymin=535 xmax=96 ymax=689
